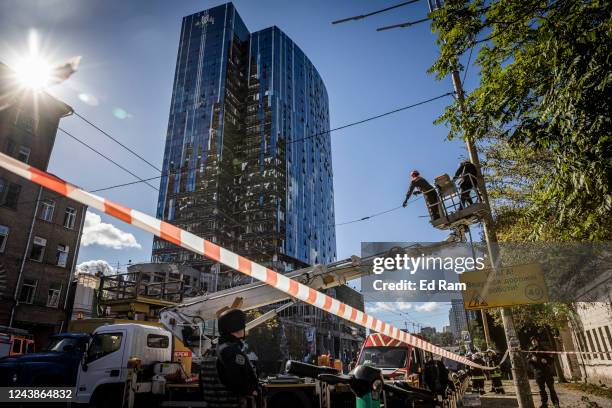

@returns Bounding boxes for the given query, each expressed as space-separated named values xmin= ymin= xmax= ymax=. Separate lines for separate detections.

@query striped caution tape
xmin=0 ymin=151 xmax=492 ymax=370
xmin=498 ymin=349 xmax=510 ymax=365
xmin=521 ymin=350 xmax=602 ymax=355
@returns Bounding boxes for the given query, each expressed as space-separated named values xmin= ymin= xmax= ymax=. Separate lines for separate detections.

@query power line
xmin=57 ymin=127 xmax=159 ymax=192
xmin=73 ymin=112 xmax=163 ymax=173
xmin=89 ymin=175 xmax=163 ymax=193
xmin=67 ymin=92 xmax=452 ymax=227
xmin=377 ymin=17 xmax=431 ymax=32
xmin=335 ymin=206 xmax=402 ymax=226
xmin=332 ymin=0 xmax=421 ymax=24
xmin=72 ymin=92 xmax=452 ymax=197
xmin=334 ymin=195 xmax=423 ymax=227
xmin=462 ymin=44 xmax=475 ymax=85
xmin=288 ymin=92 xmax=453 ymax=145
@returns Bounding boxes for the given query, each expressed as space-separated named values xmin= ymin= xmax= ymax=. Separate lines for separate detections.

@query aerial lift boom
xmin=159 ymin=241 xmax=455 ymax=355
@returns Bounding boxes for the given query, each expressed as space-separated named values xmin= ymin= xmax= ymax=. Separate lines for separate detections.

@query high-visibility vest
xmin=490 ymin=367 xmax=502 ymax=378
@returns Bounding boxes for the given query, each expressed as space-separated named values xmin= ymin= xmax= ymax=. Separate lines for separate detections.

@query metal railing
xmin=98 ymin=272 xmax=184 ymax=303
xmin=421 ymin=173 xmax=484 ymax=227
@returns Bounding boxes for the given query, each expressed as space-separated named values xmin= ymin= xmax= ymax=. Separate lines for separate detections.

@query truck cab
xmin=0 ymin=333 xmax=89 ymax=386
xmin=356 ymin=333 xmax=425 ymax=385
xmin=75 ymin=323 xmax=172 ymax=406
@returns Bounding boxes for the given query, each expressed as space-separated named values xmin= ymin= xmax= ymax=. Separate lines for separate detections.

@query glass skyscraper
xmin=153 ymin=3 xmax=336 ymax=279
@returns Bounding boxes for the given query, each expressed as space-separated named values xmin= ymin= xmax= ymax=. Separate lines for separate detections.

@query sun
xmin=11 ymin=30 xmax=54 ymax=90
xmin=13 ymin=55 xmax=53 ymax=90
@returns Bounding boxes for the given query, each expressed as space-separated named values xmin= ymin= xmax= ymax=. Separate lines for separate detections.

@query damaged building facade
xmin=151 ymin=3 xmax=361 ymax=360
xmin=152 ymin=2 xmax=336 ymax=279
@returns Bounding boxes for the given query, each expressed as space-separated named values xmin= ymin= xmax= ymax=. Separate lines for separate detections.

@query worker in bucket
xmin=200 ymin=308 xmax=260 ymax=407
xmin=403 ymin=170 xmax=441 ymax=219
xmin=528 ymin=336 xmax=560 ymax=408
xmin=452 ymin=160 xmax=479 ymax=207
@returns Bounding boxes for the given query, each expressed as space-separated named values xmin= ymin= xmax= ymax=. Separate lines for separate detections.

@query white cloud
xmin=366 ymin=301 xmax=413 ymax=313
xmin=77 ymin=259 xmax=115 ymax=276
xmin=81 ymin=211 xmax=141 ymax=249
xmin=414 ymin=302 xmax=440 ymax=313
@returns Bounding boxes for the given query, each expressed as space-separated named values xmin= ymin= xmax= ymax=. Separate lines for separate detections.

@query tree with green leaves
xmin=429 ymin=0 xmax=611 ymax=241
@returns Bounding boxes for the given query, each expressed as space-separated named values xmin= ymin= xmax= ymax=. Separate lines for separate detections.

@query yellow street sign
xmin=459 ymin=263 xmax=548 ymax=310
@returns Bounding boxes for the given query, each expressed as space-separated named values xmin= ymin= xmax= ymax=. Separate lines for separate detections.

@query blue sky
xmin=0 ymin=0 xmax=480 ymax=331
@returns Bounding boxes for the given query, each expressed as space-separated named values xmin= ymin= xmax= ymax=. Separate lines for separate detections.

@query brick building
xmin=0 ymin=63 xmax=86 ymax=348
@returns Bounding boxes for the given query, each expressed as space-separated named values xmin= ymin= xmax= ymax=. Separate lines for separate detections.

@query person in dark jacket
xmin=485 ymin=349 xmax=505 ymax=394
xmin=452 ymin=160 xmax=479 ymax=207
xmin=403 ymin=170 xmax=441 ymax=219
xmin=423 ymin=353 xmax=450 ymax=401
xmin=469 ymin=353 xmax=487 ymax=394
xmin=200 ymin=308 xmax=260 ymax=408
xmin=528 ymin=337 xmax=559 ymax=408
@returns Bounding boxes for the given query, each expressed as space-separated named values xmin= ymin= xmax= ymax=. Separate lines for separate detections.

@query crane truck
xmin=67 ymin=242 xmax=456 ymax=407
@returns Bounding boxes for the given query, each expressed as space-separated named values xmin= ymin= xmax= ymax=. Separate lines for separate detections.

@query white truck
xmin=75 ymin=324 xmax=173 ymax=406
xmin=72 ymin=242 xmax=454 ymax=407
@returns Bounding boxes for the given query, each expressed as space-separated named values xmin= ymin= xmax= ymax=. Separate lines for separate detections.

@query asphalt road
xmin=473 ymin=380 xmax=610 ymax=408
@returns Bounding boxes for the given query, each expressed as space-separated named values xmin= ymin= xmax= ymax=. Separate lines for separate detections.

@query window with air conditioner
xmin=30 ymin=236 xmax=46 ymax=262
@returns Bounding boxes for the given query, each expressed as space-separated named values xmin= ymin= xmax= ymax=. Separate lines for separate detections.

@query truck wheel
xmin=90 ymin=383 xmax=125 ymax=408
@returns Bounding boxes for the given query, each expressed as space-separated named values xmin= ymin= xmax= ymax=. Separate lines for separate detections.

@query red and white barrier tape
xmin=522 ymin=350 xmax=606 ymax=355
xmin=0 ymin=151 xmax=492 ymax=369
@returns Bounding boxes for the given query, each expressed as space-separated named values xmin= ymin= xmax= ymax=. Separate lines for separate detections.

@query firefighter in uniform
xmin=469 ymin=352 xmax=486 ymax=394
xmin=200 ymin=308 xmax=260 ymax=408
xmin=485 ymin=349 xmax=505 ymax=394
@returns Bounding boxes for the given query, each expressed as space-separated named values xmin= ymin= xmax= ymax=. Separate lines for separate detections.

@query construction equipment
xmin=158 ymin=241 xmax=455 ymax=361
xmin=430 ymin=173 xmax=489 ymax=231
xmin=0 ymin=151 xmax=495 ymax=407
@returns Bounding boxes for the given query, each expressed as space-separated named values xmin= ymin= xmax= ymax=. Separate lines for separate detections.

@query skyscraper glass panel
xmin=153 ymin=3 xmax=335 ymax=279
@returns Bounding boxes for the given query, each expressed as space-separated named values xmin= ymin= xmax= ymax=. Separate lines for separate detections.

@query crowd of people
xmin=199 ymin=308 xmax=561 ymax=408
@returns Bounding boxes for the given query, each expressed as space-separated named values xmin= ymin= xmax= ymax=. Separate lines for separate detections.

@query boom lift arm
xmin=159 ymin=242 xmax=454 ymax=354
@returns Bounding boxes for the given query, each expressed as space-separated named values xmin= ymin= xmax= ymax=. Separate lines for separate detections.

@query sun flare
xmin=14 ymin=55 xmax=53 ymax=90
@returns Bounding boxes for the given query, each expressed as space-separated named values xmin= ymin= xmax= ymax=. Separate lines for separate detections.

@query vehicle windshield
xmin=358 ymin=346 xmax=408 ymax=369
xmin=43 ymin=337 xmax=81 ymax=352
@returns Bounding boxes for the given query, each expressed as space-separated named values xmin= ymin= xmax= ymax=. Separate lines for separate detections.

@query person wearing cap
xmin=402 ymin=170 xmax=441 ymax=219
xmin=528 ymin=337 xmax=559 ymax=408
xmin=200 ymin=308 xmax=260 ymax=407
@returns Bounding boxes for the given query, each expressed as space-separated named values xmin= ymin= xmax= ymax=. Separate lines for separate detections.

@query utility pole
xmin=481 ymin=309 xmax=492 ymax=349
xmin=330 ymin=1 xmax=534 ymax=405
xmin=451 ymin=69 xmax=535 ymax=408
xmin=466 ymin=226 xmax=492 ymax=349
